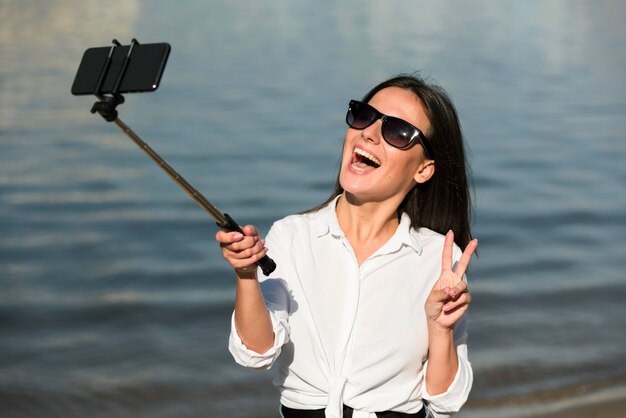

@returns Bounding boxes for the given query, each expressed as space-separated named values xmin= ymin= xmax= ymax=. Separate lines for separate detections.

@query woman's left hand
xmin=425 ymin=230 xmax=478 ymax=330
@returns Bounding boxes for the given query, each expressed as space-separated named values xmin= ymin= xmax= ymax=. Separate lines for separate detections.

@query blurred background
xmin=1 ymin=1 xmax=625 ymax=417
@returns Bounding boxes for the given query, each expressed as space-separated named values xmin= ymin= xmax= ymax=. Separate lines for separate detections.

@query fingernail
xmin=233 ymin=233 xmax=243 ymax=240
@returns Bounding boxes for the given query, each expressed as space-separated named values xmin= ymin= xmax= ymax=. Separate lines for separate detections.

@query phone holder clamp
xmin=90 ymin=38 xmax=138 ymax=122
xmin=91 ymin=93 xmax=125 ymax=122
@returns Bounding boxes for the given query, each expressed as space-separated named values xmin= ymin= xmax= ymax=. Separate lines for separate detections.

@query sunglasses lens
xmin=382 ymin=118 xmax=414 ymax=149
xmin=347 ymin=101 xmax=375 ymax=129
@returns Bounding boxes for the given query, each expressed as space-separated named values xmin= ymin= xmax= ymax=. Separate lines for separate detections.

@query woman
xmin=216 ymin=74 xmax=477 ymax=418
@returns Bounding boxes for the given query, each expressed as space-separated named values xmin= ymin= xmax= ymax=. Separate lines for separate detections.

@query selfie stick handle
xmin=112 ymin=118 xmax=277 ymax=276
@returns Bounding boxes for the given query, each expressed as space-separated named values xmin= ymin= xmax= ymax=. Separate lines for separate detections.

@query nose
xmin=360 ymin=118 xmax=383 ymax=145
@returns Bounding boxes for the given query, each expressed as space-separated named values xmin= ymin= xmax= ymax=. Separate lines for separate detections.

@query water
xmin=1 ymin=1 xmax=625 ymax=417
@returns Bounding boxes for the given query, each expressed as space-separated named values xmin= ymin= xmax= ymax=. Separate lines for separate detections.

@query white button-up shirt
xmin=229 ymin=196 xmax=472 ymax=418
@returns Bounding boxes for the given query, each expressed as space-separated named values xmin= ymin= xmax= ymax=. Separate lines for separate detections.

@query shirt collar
xmin=312 ymin=195 xmax=342 ymax=238
xmin=395 ymin=212 xmax=424 ymax=255
xmin=312 ymin=195 xmax=423 ymax=255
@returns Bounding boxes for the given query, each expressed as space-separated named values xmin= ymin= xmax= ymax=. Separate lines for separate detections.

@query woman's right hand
xmin=215 ymin=225 xmax=268 ymax=276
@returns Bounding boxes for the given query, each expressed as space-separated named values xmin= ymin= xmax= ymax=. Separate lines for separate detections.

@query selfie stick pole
xmin=88 ymin=39 xmax=276 ymax=276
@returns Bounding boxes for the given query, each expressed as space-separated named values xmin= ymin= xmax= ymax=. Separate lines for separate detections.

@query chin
xmin=339 ymin=178 xmax=377 ymax=202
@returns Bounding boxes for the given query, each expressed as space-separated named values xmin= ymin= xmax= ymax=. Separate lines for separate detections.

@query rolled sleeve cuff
xmin=228 ymin=310 xmax=289 ymax=369
xmin=422 ymin=352 xmax=473 ymax=415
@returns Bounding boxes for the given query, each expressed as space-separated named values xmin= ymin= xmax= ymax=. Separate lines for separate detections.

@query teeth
xmin=354 ymin=147 xmax=381 ymax=167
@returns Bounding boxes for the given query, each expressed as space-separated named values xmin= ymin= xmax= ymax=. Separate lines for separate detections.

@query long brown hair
xmin=308 ymin=73 xmax=473 ymax=249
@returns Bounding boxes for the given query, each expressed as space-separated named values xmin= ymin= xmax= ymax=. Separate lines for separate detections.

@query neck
xmin=336 ymin=193 xmax=402 ymax=243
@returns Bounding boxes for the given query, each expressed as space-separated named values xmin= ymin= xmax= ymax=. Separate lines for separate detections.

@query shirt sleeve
xmin=421 ymin=317 xmax=473 ymax=417
xmin=228 ymin=223 xmax=291 ymax=370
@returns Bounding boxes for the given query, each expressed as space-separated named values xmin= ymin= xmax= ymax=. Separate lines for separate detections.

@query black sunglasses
xmin=346 ymin=100 xmax=434 ymax=159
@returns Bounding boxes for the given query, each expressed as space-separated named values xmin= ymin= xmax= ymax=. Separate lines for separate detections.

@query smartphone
xmin=71 ymin=42 xmax=170 ymax=96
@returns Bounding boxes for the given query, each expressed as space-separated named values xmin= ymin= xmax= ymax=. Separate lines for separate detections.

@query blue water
xmin=1 ymin=1 xmax=625 ymax=417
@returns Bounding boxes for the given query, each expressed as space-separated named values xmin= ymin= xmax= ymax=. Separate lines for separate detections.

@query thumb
xmin=430 ymin=284 xmax=451 ymax=303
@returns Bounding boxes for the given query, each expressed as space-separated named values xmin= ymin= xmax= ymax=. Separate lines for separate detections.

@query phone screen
xmin=71 ymin=43 xmax=170 ymax=96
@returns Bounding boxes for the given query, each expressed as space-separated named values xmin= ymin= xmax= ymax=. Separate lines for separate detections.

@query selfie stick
xmin=87 ymin=39 xmax=276 ymax=276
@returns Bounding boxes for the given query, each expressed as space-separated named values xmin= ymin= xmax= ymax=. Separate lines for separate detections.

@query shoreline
xmin=458 ymin=383 xmax=626 ymax=418
xmin=533 ymin=397 xmax=626 ymax=418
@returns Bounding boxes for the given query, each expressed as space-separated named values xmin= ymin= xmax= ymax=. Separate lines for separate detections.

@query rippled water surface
xmin=1 ymin=1 xmax=625 ymax=417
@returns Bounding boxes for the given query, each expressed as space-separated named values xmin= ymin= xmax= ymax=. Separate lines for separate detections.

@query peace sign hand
xmin=425 ymin=230 xmax=478 ymax=331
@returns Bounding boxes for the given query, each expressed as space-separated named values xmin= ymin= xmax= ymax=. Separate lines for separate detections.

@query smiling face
xmin=339 ymin=87 xmax=434 ymax=206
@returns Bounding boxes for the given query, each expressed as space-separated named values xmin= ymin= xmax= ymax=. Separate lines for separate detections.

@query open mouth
xmin=351 ymin=147 xmax=381 ymax=170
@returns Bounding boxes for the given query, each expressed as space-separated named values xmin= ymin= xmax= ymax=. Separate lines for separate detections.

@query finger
xmin=448 ymin=281 xmax=468 ymax=299
xmin=225 ymin=225 xmax=263 ymax=250
xmin=216 ymin=230 xmax=244 ymax=245
xmin=444 ymin=293 xmax=472 ymax=313
xmin=224 ymin=243 xmax=268 ymax=271
xmin=223 ymin=237 xmax=266 ymax=259
xmin=241 ymin=225 xmax=259 ymax=238
xmin=454 ymin=239 xmax=478 ymax=278
xmin=232 ymin=247 xmax=269 ymax=270
xmin=442 ymin=301 xmax=470 ymax=317
xmin=224 ymin=235 xmax=261 ymax=252
xmin=441 ymin=230 xmax=454 ymax=272
xmin=231 ymin=248 xmax=268 ymax=268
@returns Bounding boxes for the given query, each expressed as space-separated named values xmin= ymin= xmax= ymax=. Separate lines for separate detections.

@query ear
xmin=413 ymin=160 xmax=435 ymax=184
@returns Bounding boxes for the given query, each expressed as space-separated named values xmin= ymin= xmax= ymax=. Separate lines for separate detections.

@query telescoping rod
xmin=114 ymin=118 xmax=227 ymax=223
xmin=112 ymin=118 xmax=277 ymax=275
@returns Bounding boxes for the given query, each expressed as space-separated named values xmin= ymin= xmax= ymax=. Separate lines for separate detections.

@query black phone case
xmin=71 ymin=43 xmax=170 ymax=96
